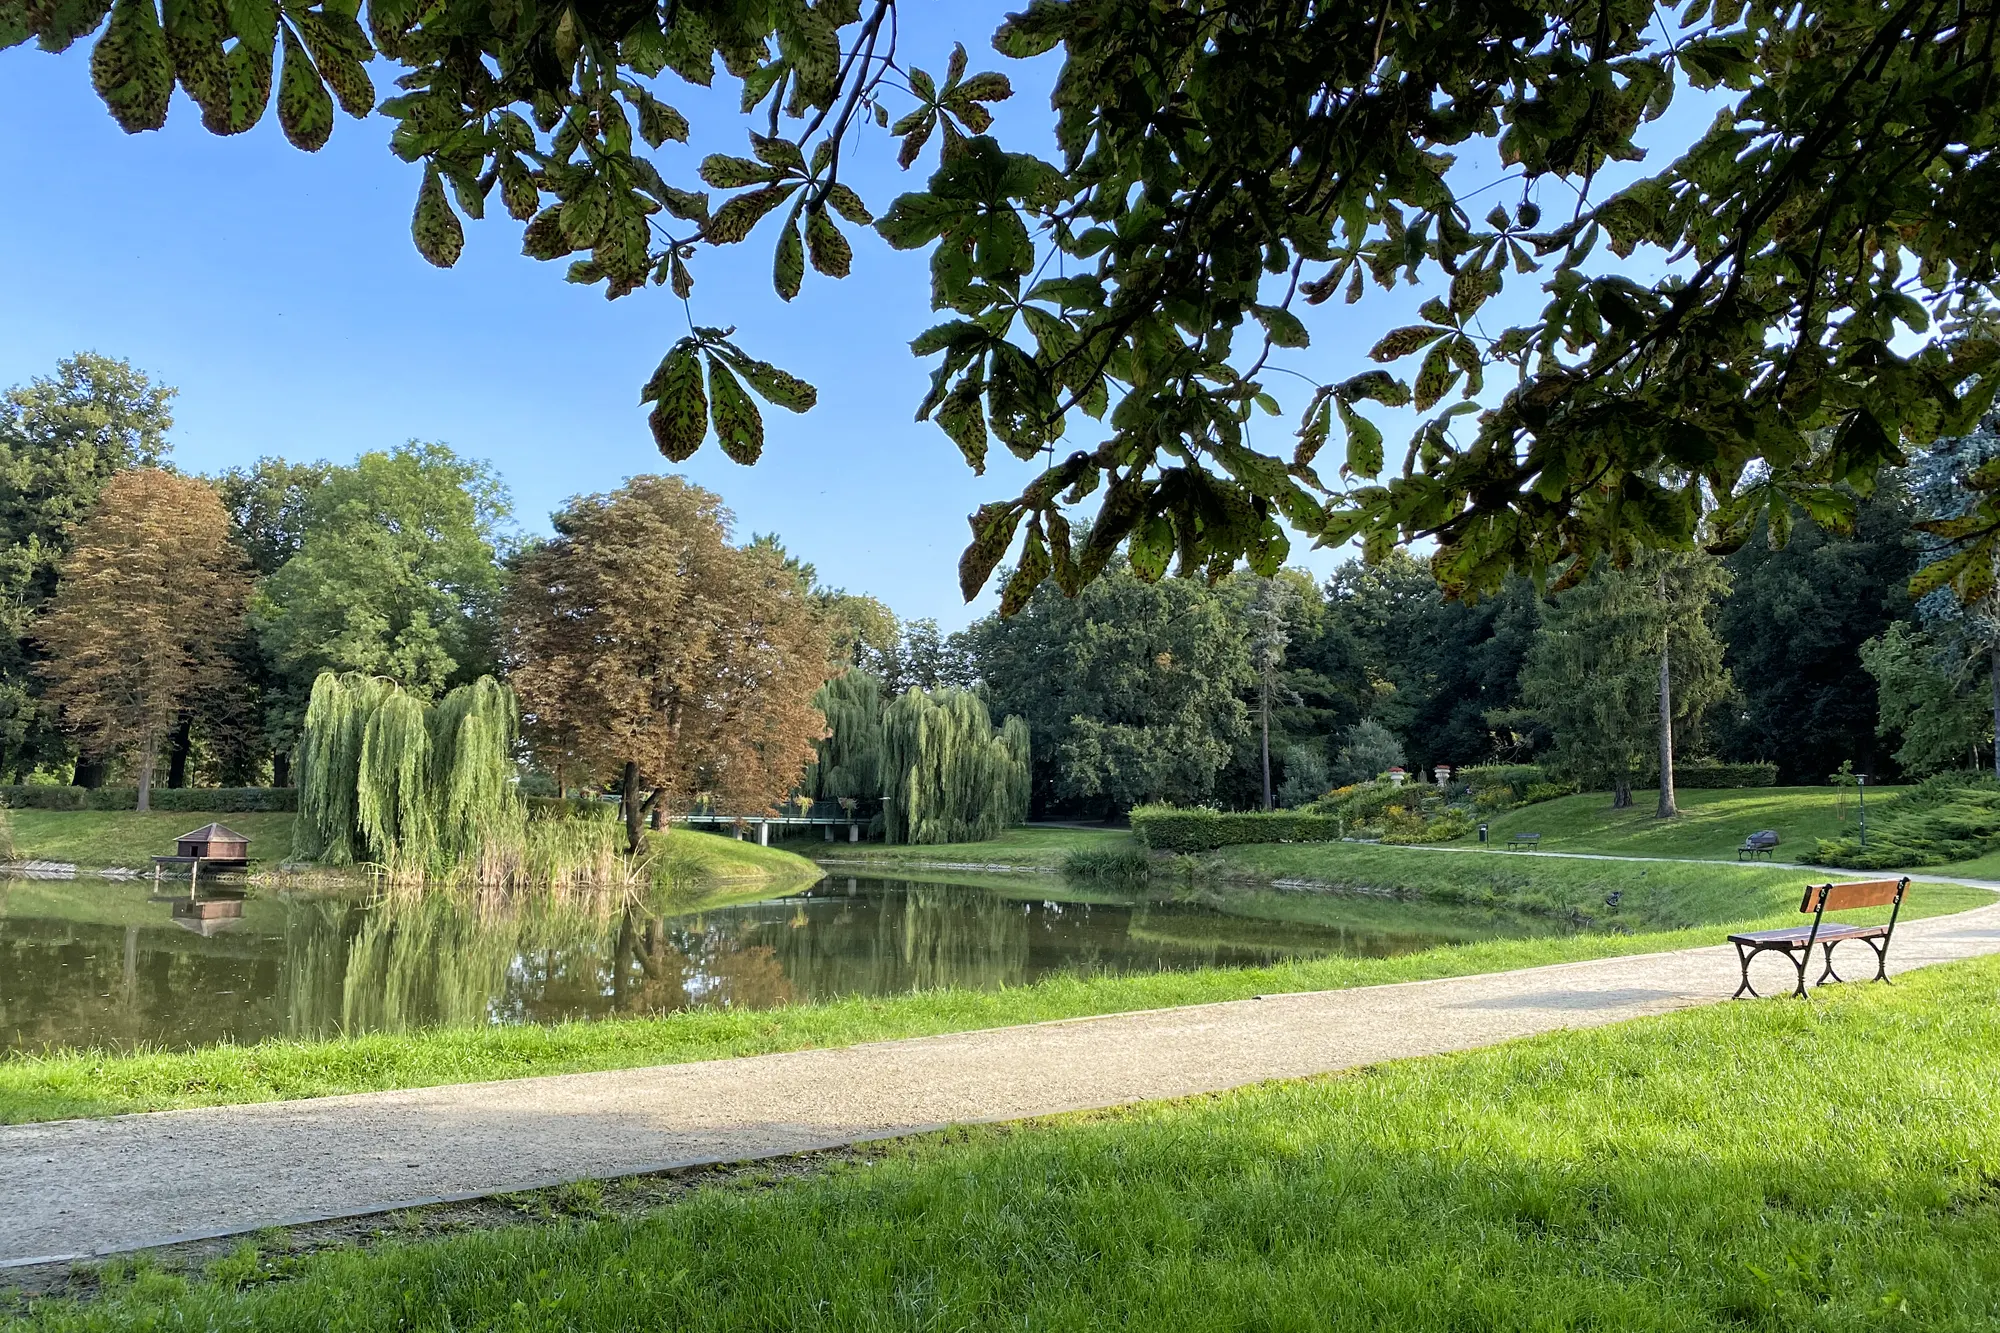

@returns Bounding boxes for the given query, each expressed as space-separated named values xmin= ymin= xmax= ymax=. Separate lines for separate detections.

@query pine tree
xmin=1518 ymin=552 xmax=1732 ymax=810
xmin=34 ymin=468 xmax=249 ymax=810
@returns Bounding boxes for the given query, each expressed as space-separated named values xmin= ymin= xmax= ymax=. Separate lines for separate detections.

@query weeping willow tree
xmin=805 ymin=670 xmax=885 ymax=803
xmin=294 ymin=671 xmax=531 ymax=880
xmin=880 ymin=688 xmax=1032 ymax=845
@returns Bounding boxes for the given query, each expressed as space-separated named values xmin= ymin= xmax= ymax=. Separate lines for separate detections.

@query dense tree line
xmin=10 ymin=348 xmax=1998 ymax=827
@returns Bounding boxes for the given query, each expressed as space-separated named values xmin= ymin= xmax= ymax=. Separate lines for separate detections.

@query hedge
xmin=1130 ymin=806 xmax=1344 ymax=854
xmin=0 ymin=786 xmax=298 ymax=812
xmin=1671 ymin=761 xmax=1779 ymax=789
xmin=1456 ymin=764 xmax=1549 ymax=792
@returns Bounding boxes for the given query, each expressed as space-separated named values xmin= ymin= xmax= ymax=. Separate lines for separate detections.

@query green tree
xmin=1860 ymin=622 xmax=1993 ymax=775
xmin=34 ymin=469 xmax=249 ymax=810
xmin=1519 ymin=553 xmax=1733 ymax=810
xmin=880 ymin=687 xmax=1030 ymax=844
xmin=0 ymin=353 xmax=174 ymax=780
xmin=960 ymin=563 xmax=1251 ymax=814
xmin=24 ymin=2 xmax=1997 ymax=600
xmin=1325 ymin=553 xmax=1543 ymax=773
xmin=1331 ymin=718 xmax=1406 ymax=787
xmin=254 ymin=443 xmax=509 ymax=730
xmin=1714 ymin=487 xmax=1917 ymax=782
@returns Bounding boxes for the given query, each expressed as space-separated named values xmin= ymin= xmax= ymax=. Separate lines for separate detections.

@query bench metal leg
xmin=1817 ymin=940 xmax=1845 ymax=985
xmin=1733 ymin=941 xmax=1762 ymax=999
xmin=1862 ymin=935 xmax=1891 ymax=983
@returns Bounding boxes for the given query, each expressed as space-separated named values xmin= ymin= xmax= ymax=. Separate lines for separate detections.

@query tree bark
xmin=1260 ymin=678 xmax=1273 ymax=811
xmin=1612 ymin=774 xmax=1632 ymax=809
xmin=135 ymin=736 xmax=157 ymax=813
xmin=1990 ymin=645 xmax=2000 ymax=781
xmin=167 ymin=716 xmax=193 ymax=789
xmin=272 ymin=750 xmax=291 ymax=789
xmin=1657 ymin=634 xmax=1678 ymax=819
xmin=621 ymin=759 xmax=644 ymax=855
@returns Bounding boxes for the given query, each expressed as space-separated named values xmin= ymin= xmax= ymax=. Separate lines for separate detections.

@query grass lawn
xmin=3 ymin=810 xmax=302 ymax=868
xmin=2 ymin=860 xmax=1985 ymax=1125
xmin=800 ymin=824 xmax=1140 ymax=870
xmin=1198 ymin=842 xmax=1938 ymax=931
xmin=12 ymin=952 xmax=2000 ymax=1330
xmin=646 ymin=828 xmax=825 ymax=886
xmin=1460 ymin=785 xmax=1897 ymax=861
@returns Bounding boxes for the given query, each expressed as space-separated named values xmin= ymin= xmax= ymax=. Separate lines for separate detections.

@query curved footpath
xmin=4 ymin=900 xmax=2000 ymax=1268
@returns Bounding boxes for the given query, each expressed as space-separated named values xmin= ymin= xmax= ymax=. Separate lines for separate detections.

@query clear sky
xmin=0 ymin=5 xmax=1698 ymax=627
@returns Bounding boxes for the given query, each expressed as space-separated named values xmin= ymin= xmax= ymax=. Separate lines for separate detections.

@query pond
xmin=0 ymin=872 xmax=1568 ymax=1053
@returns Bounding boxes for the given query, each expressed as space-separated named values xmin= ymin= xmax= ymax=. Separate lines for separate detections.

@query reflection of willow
xmin=329 ymin=891 xmax=630 ymax=1034
xmin=611 ymin=908 xmax=794 ymax=1014
xmin=899 ymin=886 xmax=1029 ymax=991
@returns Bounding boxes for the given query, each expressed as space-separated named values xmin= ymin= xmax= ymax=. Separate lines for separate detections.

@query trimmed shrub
xmin=1380 ymin=807 xmax=1474 ymax=844
xmin=0 ymin=786 xmax=298 ymax=812
xmin=1130 ymin=806 xmax=1344 ymax=853
xmin=1062 ymin=846 xmax=1154 ymax=882
xmin=1457 ymin=764 xmax=1549 ymax=793
xmin=1519 ymin=781 xmax=1580 ymax=804
xmin=1672 ymin=762 xmax=1778 ymax=789
xmin=1803 ymin=772 xmax=2000 ymax=868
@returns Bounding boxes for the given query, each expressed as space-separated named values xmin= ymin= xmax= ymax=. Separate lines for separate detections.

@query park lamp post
xmin=1857 ymin=773 xmax=1869 ymax=849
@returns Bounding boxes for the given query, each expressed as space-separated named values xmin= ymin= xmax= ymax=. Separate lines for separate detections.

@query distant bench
xmin=1504 ymin=832 xmax=1541 ymax=850
xmin=1737 ymin=830 xmax=1780 ymax=861
xmin=1727 ymin=877 xmax=1910 ymax=999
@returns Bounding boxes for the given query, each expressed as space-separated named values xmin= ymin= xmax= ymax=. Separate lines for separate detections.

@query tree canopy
xmin=0 ymin=353 xmax=175 ymax=779
xmin=503 ymin=474 xmax=831 ymax=848
xmin=252 ymin=442 xmax=509 ymax=704
xmin=34 ymin=468 xmax=251 ymax=809
xmin=16 ymin=0 xmax=1997 ymax=603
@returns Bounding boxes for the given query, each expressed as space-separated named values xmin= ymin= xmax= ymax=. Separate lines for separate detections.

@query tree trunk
xmin=1260 ymin=679 xmax=1273 ymax=811
xmin=167 ymin=716 xmax=193 ymax=789
xmin=1612 ymin=774 xmax=1632 ymax=809
xmin=1990 ymin=645 xmax=2000 ymax=781
xmin=1657 ymin=634 xmax=1677 ymax=819
xmin=135 ymin=736 xmax=157 ymax=813
xmin=621 ymin=760 xmax=643 ymax=855
xmin=272 ymin=750 xmax=291 ymax=789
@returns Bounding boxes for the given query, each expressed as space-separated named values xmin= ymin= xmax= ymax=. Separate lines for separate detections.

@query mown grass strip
xmin=4 ymin=876 xmax=1988 ymax=1126
xmin=12 ymin=953 xmax=2000 ymax=1330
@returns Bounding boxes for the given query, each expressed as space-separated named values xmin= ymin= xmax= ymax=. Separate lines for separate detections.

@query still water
xmin=0 ymin=873 xmax=1563 ymax=1053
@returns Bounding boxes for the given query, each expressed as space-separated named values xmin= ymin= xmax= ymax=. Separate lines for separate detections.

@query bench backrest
xmin=1800 ymin=879 xmax=1907 ymax=914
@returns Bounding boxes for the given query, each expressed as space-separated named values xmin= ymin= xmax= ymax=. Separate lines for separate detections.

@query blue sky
xmin=0 ymin=6 xmax=1704 ymax=626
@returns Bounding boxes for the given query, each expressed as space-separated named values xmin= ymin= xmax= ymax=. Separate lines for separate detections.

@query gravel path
xmin=6 ymin=901 xmax=1999 ymax=1268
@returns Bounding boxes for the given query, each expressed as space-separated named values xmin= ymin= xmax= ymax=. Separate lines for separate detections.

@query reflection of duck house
xmin=171 ymin=895 xmax=245 ymax=936
xmin=153 ymin=823 xmax=251 ymax=890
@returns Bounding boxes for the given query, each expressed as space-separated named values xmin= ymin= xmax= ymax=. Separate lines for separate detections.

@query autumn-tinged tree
xmin=504 ymin=476 xmax=833 ymax=852
xmin=35 ymin=469 xmax=251 ymax=810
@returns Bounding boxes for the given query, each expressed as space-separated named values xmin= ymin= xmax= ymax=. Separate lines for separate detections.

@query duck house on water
xmin=153 ymin=822 xmax=251 ymax=891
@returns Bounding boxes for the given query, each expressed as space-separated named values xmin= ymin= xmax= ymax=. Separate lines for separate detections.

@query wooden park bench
xmin=1736 ymin=830 xmax=1780 ymax=860
xmin=1505 ymin=832 xmax=1542 ymax=850
xmin=1727 ymin=877 xmax=1910 ymax=999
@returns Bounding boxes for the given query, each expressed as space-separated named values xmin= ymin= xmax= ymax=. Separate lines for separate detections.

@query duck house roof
xmin=177 ymin=823 xmax=249 ymax=844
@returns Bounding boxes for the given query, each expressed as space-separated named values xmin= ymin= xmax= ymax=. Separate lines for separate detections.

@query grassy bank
xmin=644 ymin=829 xmax=824 ymax=887
xmin=1199 ymin=842 xmax=1925 ymax=931
xmin=13 ymin=953 xmax=2000 ymax=1330
xmin=6 ymin=811 xmax=300 ymax=868
xmin=805 ymin=824 xmax=1139 ymax=870
xmin=3 ymin=870 xmax=1986 ymax=1125
xmin=1463 ymin=785 xmax=1897 ymax=860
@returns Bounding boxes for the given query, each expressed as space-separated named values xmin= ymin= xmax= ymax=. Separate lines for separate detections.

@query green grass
xmin=645 ymin=828 xmax=825 ymax=887
xmin=1200 ymin=842 xmax=1932 ymax=931
xmin=803 ymin=824 xmax=1141 ymax=870
xmin=1462 ymin=785 xmax=1897 ymax=861
xmin=4 ymin=810 xmax=301 ymax=868
xmin=14 ymin=953 xmax=2000 ymax=1331
xmin=3 ymin=862 xmax=1985 ymax=1125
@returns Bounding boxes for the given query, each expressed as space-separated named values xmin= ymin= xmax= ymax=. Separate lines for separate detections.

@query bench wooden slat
xmin=1802 ymin=879 xmax=1904 ymax=913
